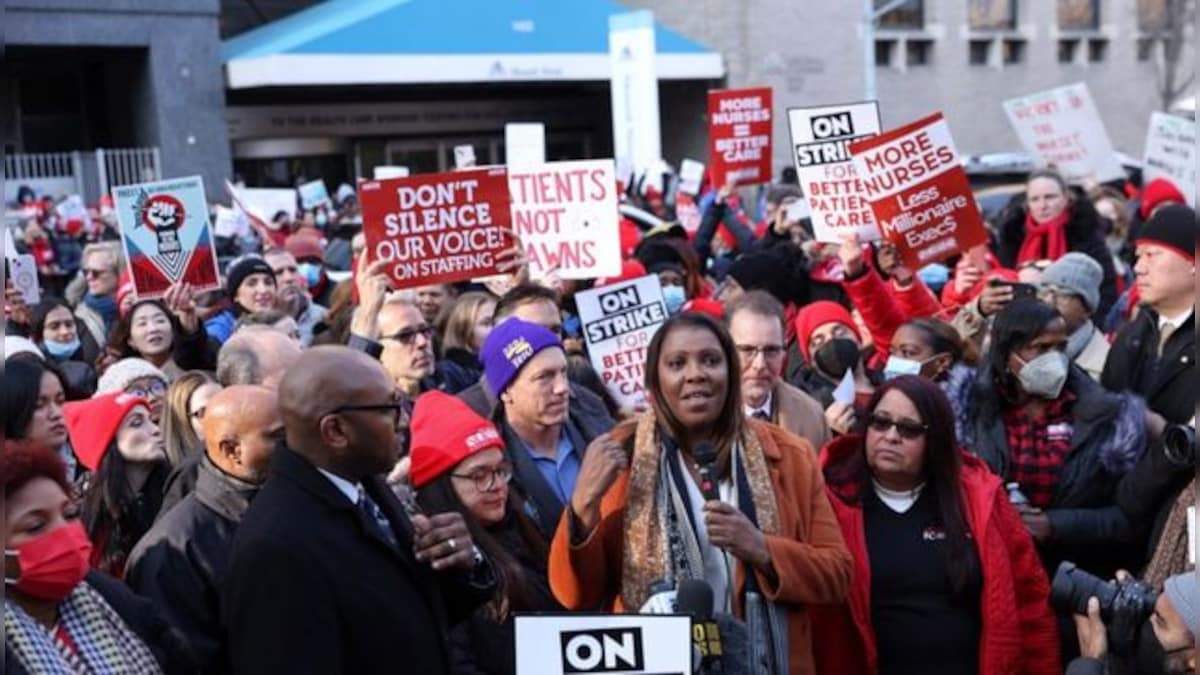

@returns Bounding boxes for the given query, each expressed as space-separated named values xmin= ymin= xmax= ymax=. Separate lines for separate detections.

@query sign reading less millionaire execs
xmin=360 ymin=167 xmax=513 ymax=288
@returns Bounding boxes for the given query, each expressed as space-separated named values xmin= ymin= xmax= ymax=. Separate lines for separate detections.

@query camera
xmin=1161 ymin=424 xmax=1196 ymax=467
xmin=1050 ymin=562 xmax=1158 ymax=656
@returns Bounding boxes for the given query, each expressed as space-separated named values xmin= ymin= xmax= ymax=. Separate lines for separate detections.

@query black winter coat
xmin=996 ymin=198 xmax=1119 ymax=318
xmin=963 ymin=364 xmax=1147 ymax=577
xmin=1101 ymin=307 xmax=1195 ymax=424
xmin=439 ymin=347 xmax=484 ymax=395
xmin=221 ymin=447 xmax=495 ymax=674
xmin=4 ymin=571 xmax=198 ymax=675
xmin=457 ymin=378 xmax=615 ymax=538
xmin=1115 ymin=436 xmax=1195 ymax=570
xmin=126 ymin=455 xmax=258 ymax=673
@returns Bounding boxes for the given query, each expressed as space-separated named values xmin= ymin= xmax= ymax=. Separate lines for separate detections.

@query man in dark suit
xmin=221 ymin=346 xmax=495 ymax=674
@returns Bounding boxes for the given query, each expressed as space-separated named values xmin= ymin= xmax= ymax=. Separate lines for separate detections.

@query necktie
xmin=1159 ymin=322 xmax=1177 ymax=358
xmin=358 ymin=487 xmax=399 ymax=548
xmin=751 ymin=410 xmax=770 ymax=421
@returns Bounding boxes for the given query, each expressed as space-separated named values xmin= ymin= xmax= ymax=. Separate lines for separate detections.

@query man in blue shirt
xmin=479 ymin=317 xmax=616 ymax=537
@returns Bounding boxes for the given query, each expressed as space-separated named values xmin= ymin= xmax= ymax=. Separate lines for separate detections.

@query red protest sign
xmin=360 ymin=167 xmax=512 ymax=289
xmin=849 ymin=112 xmax=987 ymax=269
xmin=707 ymin=87 xmax=773 ymax=188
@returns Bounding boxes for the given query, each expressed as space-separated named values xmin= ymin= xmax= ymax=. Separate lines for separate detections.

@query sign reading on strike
xmin=112 ymin=175 xmax=221 ymax=299
xmin=1003 ymin=83 xmax=1125 ymax=182
xmin=576 ymin=275 xmax=667 ymax=412
xmin=1143 ymin=112 xmax=1196 ymax=206
xmin=508 ymin=160 xmax=621 ymax=281
xmin=707 ymin=87 xmax=773 ymax=187
xmin=787 ymin=101 xmax=882 ymax=242
xmin=360 ymin=167 xmax=512 ymax=289
xmin=850 ymin=112 xmax=988 ymax=269
xmin=514 ymin=614 xmax=691 ymax=675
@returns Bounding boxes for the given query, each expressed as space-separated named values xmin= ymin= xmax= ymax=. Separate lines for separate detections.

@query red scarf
xmin=1017 ymin=210 xmax=1070 ymax=265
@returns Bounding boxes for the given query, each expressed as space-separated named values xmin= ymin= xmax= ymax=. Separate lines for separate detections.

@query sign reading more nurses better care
xmin=112 ymin=175 xmax=221 ymax=299
xmin=508 ymin=159 xmax=621 ymax=281
xmin=1003 ymin=83 xmax=1125 ymax=183
xmin=850 ymin=112 xmax=988 ymax=269
xmin=1143 ymin=112 xmax=1197 ymax=206
xmin=707 ymin=87 xmax=773 ymax=187
xmin=787 ymin=101 xmax=882 ymax=242
xmin=359 ymin=167 xmax=512 ymax=289
xmin=576 ymin=275 xmax=667 ymax=412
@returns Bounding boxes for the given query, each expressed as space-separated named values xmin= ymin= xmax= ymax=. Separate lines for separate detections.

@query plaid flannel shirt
xmin=1004 ymin=390 xmax=1077 ymax=509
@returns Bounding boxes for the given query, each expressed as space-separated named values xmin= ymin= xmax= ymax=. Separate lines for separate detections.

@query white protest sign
xmin=373 ymin=166 xmax=410 ymax=180
xmin=56 ymin=195 xmax=92 ymax=230
xmin=505 ymin=123 xmax=546 ymax=168
xmin=576 ymin=274 xmax=667 ymax=411
xmin=454 ymin=144 xmax=478 ymax=170
xmin=1143 ymin=112 xmax=1197 ymax=206
xmin=514 ymin=613 xmax=692 ymax=675
xmin=509 ymin=159 xmax=621 ymax=280
xmin=787 ymin=101 xmax=882 ymax=242
xmin=1003 ymin=83 xmax=1125 ymax=182
xmin=235 ymin=187 xmax=297 ymax=223
xmin=297 ymin=179 xmax=330 ymax=210
xmin=10 ymin=254 xmax=40 ymax=306
xmin=610 ymin=10 xmax=662 ymax=176
xmin=679 ymin=158 xmax=705 ymax=196
xmin=212 ymin=205 xmax=249 ymax=239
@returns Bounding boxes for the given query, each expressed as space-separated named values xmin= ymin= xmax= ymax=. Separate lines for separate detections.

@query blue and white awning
xmin=222 ymin=0 xmax=724 ymax=88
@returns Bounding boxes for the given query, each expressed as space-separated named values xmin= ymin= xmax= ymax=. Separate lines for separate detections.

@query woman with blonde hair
xmin=160 ymin=371 xmax=221 ymax=468
xmin=438 ymin=290 xmax=498 ymax=393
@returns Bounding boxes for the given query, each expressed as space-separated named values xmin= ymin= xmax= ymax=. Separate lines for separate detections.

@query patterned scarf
xmin=4 ymin=582 xmax=162 ymax=675
xmin=1143 ymin=477 xmax=1197 ymax=589
xmin=620 ymin=410 xmax=780 ymax=611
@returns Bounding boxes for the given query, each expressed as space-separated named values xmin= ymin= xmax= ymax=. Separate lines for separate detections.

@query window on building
xmin=1003 ymin=39 xmax=1027 ymax=64
xmin=969 ymin=40 xmax=992 ymax=65
xmin=1087 ymin=39 xmax=1108 ymax=62
xmin=1058 ymin=39 xmax=1081 ymax=63
xmin=1059 ymin=0 xmax=1099 ymax=30
xmin=1138 ymin=0 xmax=1169 ymax=33
xmin=1137 ymin=37 xmax=1157 ymax=61
xmin=876 ymin=39 xmax=897 ymax=66
xmin=876 ymin=0 xmax=924 ymax=29
xmin=906 ymin=39 xmax=933 ymax=66
xmin=968 ymin=0 xmax=1017 ymax=30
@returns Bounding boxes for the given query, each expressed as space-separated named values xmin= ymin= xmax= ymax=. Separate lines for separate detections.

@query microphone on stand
xmin=639 ymin=579 xmax=677 ymax=615
xmin=676 ymin=578 xmax=755 ymax=675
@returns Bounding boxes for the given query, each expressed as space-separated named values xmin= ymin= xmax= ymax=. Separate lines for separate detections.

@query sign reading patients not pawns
xmin=112 ymin=175 xmax=220 ymax=299
xmin=360 ymin=167 xmax=513 ymax=289
xmin=788 ymin=101 xmax=882 ymax=242
xmin=850 ymin=112 xmax=988 ymax=269
xmin=576 ymin=274 xmax=667 ymax=412
xmin=707 ymin=87 xmax=773 ymax=188
xmin=508 ymin=159 xmax=621 ymax=281
xmin=1003 ymin=82 xmax=1125 ymax=183
xmin=514 ymin=613 xmax=691 ymax=675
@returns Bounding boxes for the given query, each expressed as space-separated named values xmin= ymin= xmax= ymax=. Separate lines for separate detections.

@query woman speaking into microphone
xmin=548 ymin=312 xmax=852 ymax=675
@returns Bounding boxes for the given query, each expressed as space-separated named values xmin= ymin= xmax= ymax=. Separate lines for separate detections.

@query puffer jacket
xmin=812 ymin=435 xmax=1061 ymax=675
xmin=962 ymin=363 xmax=1146 ymax=576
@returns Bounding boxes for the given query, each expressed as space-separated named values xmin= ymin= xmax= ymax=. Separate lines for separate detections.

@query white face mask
xmin=1015 ymin=351 xmax=1070 ymax=399
xmin=883 ymin=355 xmax=923 ymax=380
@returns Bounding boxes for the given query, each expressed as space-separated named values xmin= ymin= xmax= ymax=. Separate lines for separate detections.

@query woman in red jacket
xmin=813 ymin=375 xmax=1060 ymax=675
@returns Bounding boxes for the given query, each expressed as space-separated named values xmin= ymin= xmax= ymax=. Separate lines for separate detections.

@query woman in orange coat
xmin=548 ymin=312 xmax=852 ymax=675
xmin=812 ymin=375 xmax=1060 ymax=675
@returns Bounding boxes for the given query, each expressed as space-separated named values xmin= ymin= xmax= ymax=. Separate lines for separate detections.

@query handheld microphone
xmin=676 ymin=579 xmax=755 ymax=675
xmin=693 ymin=442 xmax=719 ymax=501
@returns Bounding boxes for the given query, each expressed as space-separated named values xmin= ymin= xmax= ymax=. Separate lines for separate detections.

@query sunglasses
xmin=866 ymin=413 xmax=928 ymax=440
xmin=82 ymin=268 xmax=112 ymax=279
xmin=380 ymin=325 xmax=434 ymax=346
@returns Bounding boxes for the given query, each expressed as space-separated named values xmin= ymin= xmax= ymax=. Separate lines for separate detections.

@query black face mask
xmin=814 ymin=338 xmax=861 ymax=381
xmin=1134 ymin=619 xmax=1193 ymax=675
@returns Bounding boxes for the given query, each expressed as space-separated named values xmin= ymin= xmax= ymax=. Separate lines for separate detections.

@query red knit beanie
xmin=409 ymin=391 xmax=505 ymax=489
xmin=793 ymin=301 xmax=860 ymax=362
xmin=63 ymin=392 xmax=149 ymax=472
xmin=683 ymin=297 xmax=725 ymax=320
xmin=1139 ymin=178 xmax=1187 ymax=220
xmin=596 ymin=259 xmax=648 ymax=287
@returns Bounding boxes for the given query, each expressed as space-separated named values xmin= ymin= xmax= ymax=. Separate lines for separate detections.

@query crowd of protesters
xmin=2 ymin=159 xmax=1197 ymax=675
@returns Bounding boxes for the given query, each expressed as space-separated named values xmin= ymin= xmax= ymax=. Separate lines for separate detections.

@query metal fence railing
xmin=4 ymin=151 xmax=85 ymax=200
xmin=97 ymin=147 xmax=161 ymax=196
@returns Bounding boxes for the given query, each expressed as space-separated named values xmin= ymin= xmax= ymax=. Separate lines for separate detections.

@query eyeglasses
xmin=326 ymin=401 xmax=406 ymax=428
xmin=450 ymin=463 xmax=514 ymax=492
xmin=380 ymin=325 xmax=434 ymax=346
xmin=127 ymin=380 xmax=167 ymax=399
xmin=736 ymin=344 xmax=785 ymax=362
xmin=82 ymin=268 xmax=112 ymax=279
xmin=866 ymin=413 xmax=928 ymax=440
